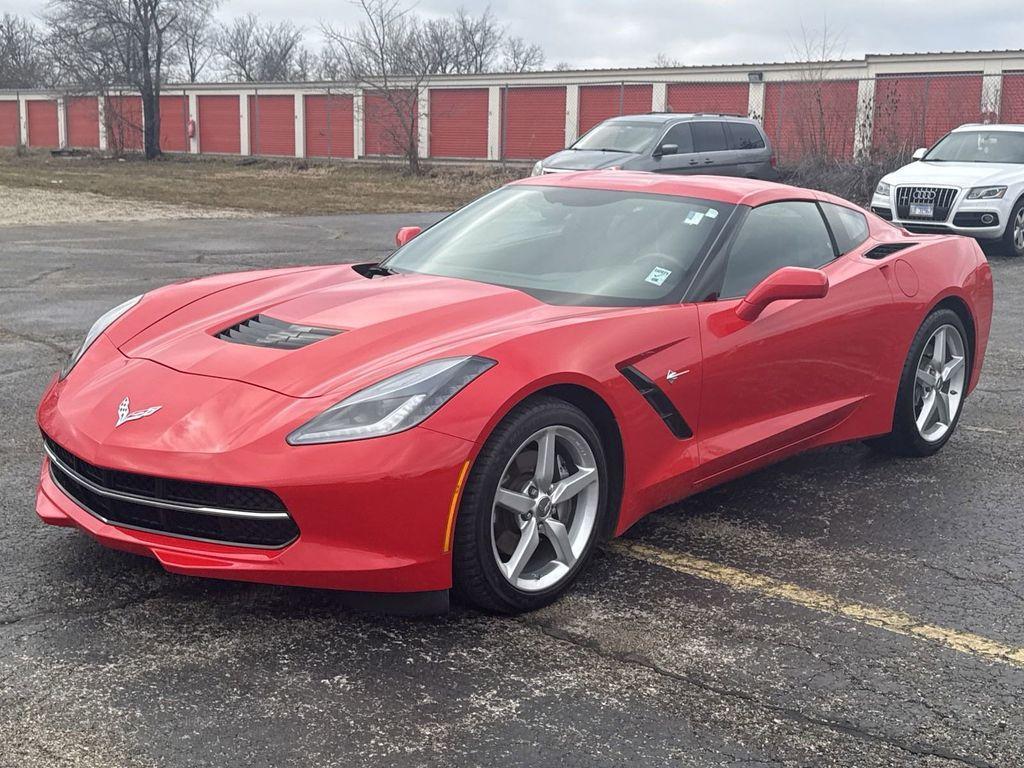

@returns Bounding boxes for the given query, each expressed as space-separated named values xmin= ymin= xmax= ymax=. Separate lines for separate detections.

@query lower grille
xmin=44 ymin=437 xmax=299 ymax=548
xmin=871 ymin=206 xmax=893 ymax=221
xmin=895 ymin=186 xmax=958 ymax=222
xmin=952 ymin=211 xmax=1000 ymax=228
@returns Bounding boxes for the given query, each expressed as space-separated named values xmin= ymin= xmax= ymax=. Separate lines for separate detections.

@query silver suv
xmin=533 ymin=113 xmax=777 ymax=180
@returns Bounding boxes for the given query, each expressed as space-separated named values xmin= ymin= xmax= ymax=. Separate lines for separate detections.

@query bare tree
xmin=45 ymin=0 xmax=190 ymax=159
xmin=502 ymin=35 xmax=543 ymax=73
xmin=174 ymin=0 xmax=217 ymax=82
xmin=0 ymin=14 xmax=50 ymax=88
xmin=652 ymin=52 xmax=682 ymax=68
xmin=321 ymin=0 xmax=437 ymax=173
xmin=453 ymin=6 xmax=502 ymax=74
xmin=218 ymin=13 xmax=307 ymax=82
xmin=786 ymin=19 xmax=848 ymax=160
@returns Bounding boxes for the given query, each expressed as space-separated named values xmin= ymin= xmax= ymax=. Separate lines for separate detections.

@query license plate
xmin=910 ymin=203 xmax=934 ymax=218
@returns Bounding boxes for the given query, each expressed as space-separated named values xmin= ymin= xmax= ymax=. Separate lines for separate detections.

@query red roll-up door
xmin=1001 ymin=72 xmax=1024 ymax=123
xmin=0 ymin=101 xmax=18 ymax=146
xmin=160 ymin=95 xmax=189 ymax=152
xmin=105 ymin=96 xmax=144 ymax=152
xmin=763 ymin=80 xmax=859 ymax=162
xmin=198 ymin=95 xmax=240 ymax=154
xmin=501 ymin=86 xmax=566 ymax=160
xmin=666 ymin=83 xmax=749 ymax=116
xmin=873 ymin=73 xmax=983 ymax=153
xmin=67 ymin=97 xmax=99 ymax=148
xmin=27 ymin=100 xmax=59 ymax=148
xmin=429 ymin=88 xmax=488 ymax=159
xmin=364 ymin=90 xmax=416 ymax=157
xmin=305 ymin=94 xmax=354 ymax=158
xmin=248 ymin=95 xmax=295 ymax=157
xmin=578 ymin=84 xmax=653 ymax=134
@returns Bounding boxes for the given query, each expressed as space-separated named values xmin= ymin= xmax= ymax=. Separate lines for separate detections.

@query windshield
xmin=384 ymin=185 xmax=733 ymax=306
xmin=572 ymin=121 xmax=664 ymax=154
xmin=925 ymin=131 xmax=1024 ymax=163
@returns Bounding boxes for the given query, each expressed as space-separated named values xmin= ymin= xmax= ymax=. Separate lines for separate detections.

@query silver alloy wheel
xmin=490 ymin=425 xmax=600 ymax=592
xmin=1014 ymin=207 xmax=1024 ymax=252
xmin=914 ymin=324 xmax=967 ymax=443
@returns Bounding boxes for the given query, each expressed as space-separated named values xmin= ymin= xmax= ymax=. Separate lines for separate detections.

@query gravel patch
xmin=0 ymin=184 xmax=249 ymax=227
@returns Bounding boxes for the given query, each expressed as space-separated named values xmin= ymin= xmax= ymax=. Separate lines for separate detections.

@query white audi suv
xmin=871 ymin=123 xmax=1024 ymax=257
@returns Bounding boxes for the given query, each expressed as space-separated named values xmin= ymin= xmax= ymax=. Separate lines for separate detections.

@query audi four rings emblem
xmin=911 ymin=189 xmax=937 ymax=201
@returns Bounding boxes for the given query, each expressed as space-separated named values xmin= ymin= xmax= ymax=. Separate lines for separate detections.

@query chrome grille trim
xmin=43 ymin=442 xmax=290 ymax=521
xmin=895 ymin=186 xmax=959 ymax=222
xmin=46 ymin=464 xmax=297 ymax=550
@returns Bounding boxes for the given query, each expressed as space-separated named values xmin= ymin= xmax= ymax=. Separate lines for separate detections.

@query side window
xmin=721 ymin=202 xmax=836 ymax=299
xmin=726 ymin=122 xmax=766 ymax=150
xmin=660 ymin=123 xmax=693 ymax=154
xmin=821 ymin=203 xmax=869 ymax=254
xmin=691 ymin=121 xmax=729 ymax=152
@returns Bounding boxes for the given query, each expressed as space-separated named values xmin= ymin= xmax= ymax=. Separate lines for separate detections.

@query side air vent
xmin=216 ymin=315 xmax=342 ymax=350
xmin=864 ymin=243 xmax=916 ymax=260
xmin=620 ymin=366 xmax=693 ymax=439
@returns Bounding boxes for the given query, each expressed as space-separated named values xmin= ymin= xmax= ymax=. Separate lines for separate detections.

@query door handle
xmin=703 ymin=159 xmax=714 ymax=164
xmin=688 ymin=159 xmax=699 ymax=165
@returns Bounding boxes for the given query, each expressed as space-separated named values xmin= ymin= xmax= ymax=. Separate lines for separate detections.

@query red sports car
xmin=36 ymin=172 xmax=993 ymax=613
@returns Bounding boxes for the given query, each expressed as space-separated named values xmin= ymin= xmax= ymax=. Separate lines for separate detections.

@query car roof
xmin=606 ymin=112 xmax=755 ymax=124
xmin=513 ymin=170 xmax=837 ymax=208
xmin=952 ymin=123 xmax=1024 ymax=133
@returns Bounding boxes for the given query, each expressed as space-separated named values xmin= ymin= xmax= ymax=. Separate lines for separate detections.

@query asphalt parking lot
xmin=1 ymin=214 xmax=1022 ymax=768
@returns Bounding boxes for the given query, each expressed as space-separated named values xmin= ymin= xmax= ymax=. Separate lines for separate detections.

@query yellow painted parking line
xmin=611 ymin=539 xmax=1024 ymax=669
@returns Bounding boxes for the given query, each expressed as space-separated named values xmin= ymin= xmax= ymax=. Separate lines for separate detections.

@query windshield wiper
xmin=356 ymin=262 xmax=399 ymax=278
xmin=584 ymin=147 xmax=629 ymax=153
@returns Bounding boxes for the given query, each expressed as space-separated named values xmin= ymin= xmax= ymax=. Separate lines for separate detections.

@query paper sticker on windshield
xmin=705 ymin=208 xmax=719 ymax=219
xmin=645 ymin=267 xmax=672 ymax=286
xmin=685 ymin=211 xmax=705 ymax=226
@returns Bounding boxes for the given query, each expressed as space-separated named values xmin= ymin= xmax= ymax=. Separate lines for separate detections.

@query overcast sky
xmin=7 ymin=0 xmax=1024 ymax=70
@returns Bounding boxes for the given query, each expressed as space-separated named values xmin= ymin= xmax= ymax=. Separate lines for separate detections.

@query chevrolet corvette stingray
xmin=36 ymin=172 xmax=993 ymax=614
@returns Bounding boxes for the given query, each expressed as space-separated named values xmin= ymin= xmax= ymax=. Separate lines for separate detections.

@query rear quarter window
xmin=822 ymin=203 xmax=870 ymax=254
xmin=726 ymin=122 xmax=766 ymax=150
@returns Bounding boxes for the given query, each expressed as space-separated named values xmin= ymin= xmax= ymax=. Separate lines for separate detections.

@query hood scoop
xmin=215 ymin=314 xmax=343 ymax=350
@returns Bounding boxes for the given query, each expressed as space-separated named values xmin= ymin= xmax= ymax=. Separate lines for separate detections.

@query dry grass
xmin=0 ymin=150 xmax=527 ymax=215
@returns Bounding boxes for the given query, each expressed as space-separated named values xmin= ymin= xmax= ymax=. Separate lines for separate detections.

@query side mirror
xmin=912 ymin=147 xmax=928 ymax=161
xmin=736 ymin=266 xmax=829 ymax=322
xmin=395 ymin=226 xmax=422 ymax=247
xmin=654 ymin=143 xmax=678 ymax=158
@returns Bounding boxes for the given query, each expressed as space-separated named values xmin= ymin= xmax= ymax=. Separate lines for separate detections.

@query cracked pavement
xmin=0 ymin=214 xmax=1022 ymax=767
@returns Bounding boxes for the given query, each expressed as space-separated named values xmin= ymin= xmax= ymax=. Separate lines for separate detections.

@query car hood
xmin=543 ymin=149 xmax=642 ymax=171
xmin=884 ymin=160 xmax=1024 ymax=188
xmin=119 ymin=265 xmax=603 ymax=399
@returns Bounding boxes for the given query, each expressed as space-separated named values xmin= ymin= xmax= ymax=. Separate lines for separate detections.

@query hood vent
xmin=215 ymin=315 xmax=343 ymax=350
xmin=865 ymin=243 xmax=916 ymax=260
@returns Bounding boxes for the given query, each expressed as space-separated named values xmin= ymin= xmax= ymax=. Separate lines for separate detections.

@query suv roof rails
xmin=644 ymin=111 xmax=748 ymax=118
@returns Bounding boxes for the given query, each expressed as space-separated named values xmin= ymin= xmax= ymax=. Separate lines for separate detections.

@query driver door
xmin=693 ymin=200 xmax=896 ymax=485
xmin=651 ymin=123 xmax=706 ymax=175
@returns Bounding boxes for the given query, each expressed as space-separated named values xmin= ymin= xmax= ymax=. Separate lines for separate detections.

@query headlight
xmin=287 ymin=356 xmax=496 ymax=445
xmin=60 ymin=295 xmax=142 ymax=380
xmin=531 ymin=161 xmax=544 ymax=177
xmin=966 ymin=185 xmax=1007 ymax=200
xmin=875 ymin=181 xmax=891 ymax=197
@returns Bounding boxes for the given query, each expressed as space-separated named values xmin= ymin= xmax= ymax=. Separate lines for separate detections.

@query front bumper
xmin=870 ymin=188 xmax=1009 ymax=239
xmin=35 ymin=348 xmax=477 ymax=595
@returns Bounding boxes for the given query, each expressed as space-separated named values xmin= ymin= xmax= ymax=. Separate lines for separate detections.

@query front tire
xmin=999 ymin=197 xmax=1024 ymax=257
xmin=452 ymin=396 xmax=609 ymax=614
xmin=867 ymin=308 xmax=970 ymax=457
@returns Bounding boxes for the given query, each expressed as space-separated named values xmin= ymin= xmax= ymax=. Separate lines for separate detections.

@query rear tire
xmin=867 ymin=308 xmax=970 ymax=457
xmin=999 ymin=197 xmax=1024 ymax=257
xmin=452 ymin=396 xmax=609 ymax=614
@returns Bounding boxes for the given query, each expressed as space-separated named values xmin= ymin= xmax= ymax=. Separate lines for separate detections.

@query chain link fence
xmin=8 ymin=70 xmax=1010 ymax=172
